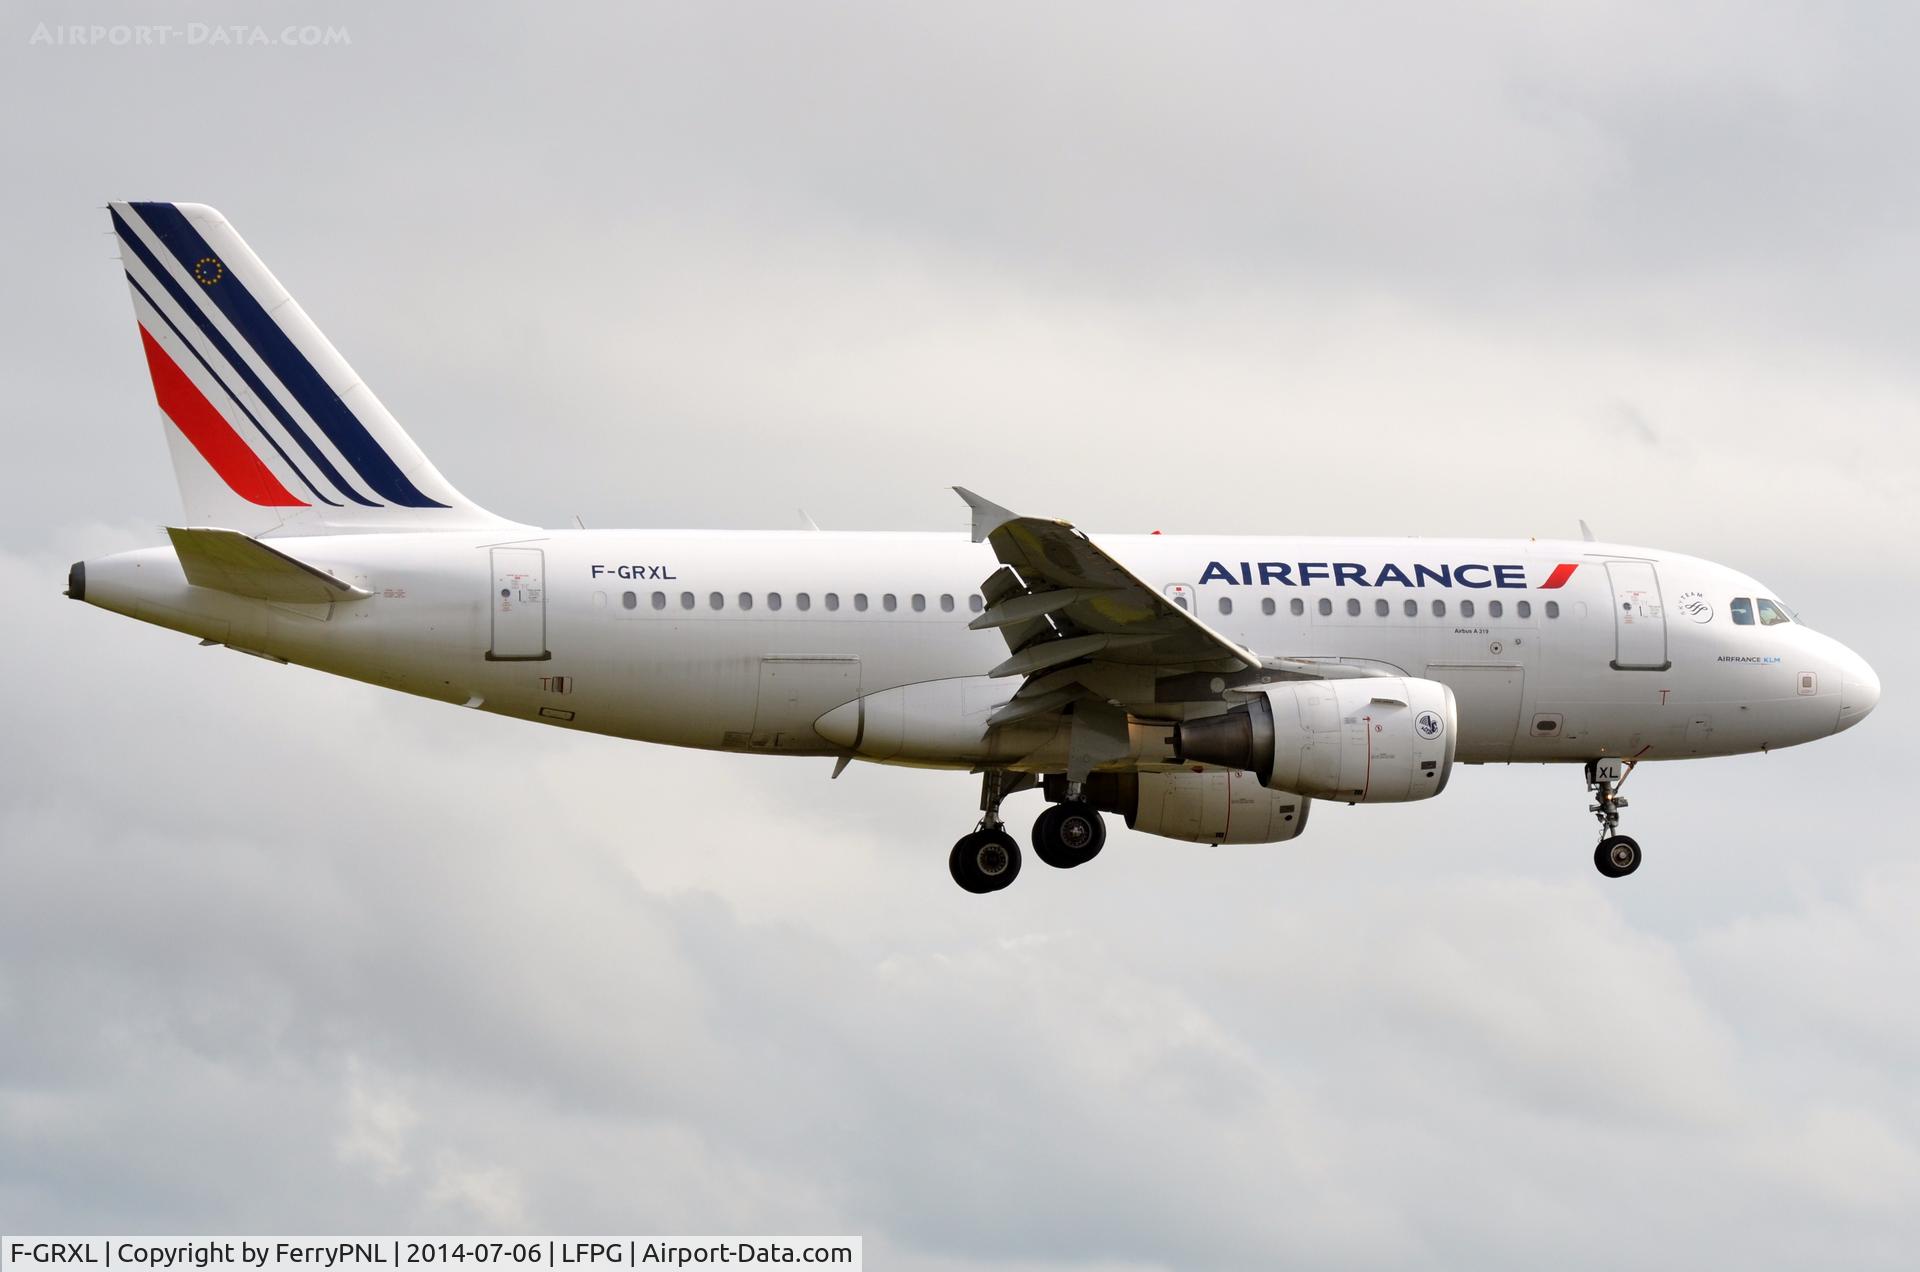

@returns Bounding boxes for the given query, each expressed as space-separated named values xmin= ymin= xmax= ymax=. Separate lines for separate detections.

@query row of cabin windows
xmin=622 ymin=589 xmax=1558 ymax=621
xmin=1205 ymin=596 xmax=1558 ymax=620
xmin=621 ymin=590 xmax=987 ymax=614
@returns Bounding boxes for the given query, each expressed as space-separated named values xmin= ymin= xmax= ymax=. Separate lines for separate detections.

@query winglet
xmin=953 ymin=487 xmax=1018 ymax=543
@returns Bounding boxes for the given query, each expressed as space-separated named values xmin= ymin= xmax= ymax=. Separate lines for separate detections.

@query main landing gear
xmin=1032 ymin=799 xmax=1106 ymax=870
xmin=950 ymin=769 xmax=1027 ymax=894
xmin=949 ymin=772 xmax=1107 ymax=893
xmin=950 ymin=827 xmax=1022 ymax=894
xmin=1586 ymin=757 xmax=1643 ymax=879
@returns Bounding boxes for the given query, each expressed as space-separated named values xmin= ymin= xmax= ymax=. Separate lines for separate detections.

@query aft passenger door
xmin=488 ymin=547 xmax=550 ymax=661
xmin=1606 ymin=561 xmax=1668 ymax=671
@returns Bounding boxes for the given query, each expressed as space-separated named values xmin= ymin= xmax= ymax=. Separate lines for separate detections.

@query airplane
xmin=70 ymin=202 xmax=1882 ymax=892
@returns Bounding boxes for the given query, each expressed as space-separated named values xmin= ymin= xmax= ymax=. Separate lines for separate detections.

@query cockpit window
xmin=1730 ymin=597 xmax=1754 ymax=626
xmin=1756 ymin=598 xmax=1792 ymax=626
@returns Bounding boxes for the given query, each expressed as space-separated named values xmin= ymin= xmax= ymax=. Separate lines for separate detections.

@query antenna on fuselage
xmin=1579 ymin=519 xmax=1597 ymax=542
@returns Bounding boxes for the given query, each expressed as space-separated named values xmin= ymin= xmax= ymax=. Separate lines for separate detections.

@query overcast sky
xmin=2 ymin=3 xmax=1916 ymax=1266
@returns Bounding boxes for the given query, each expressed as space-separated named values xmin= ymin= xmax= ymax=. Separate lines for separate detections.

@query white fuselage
xmin=78 ymin=529 xmax=1878 ymax=771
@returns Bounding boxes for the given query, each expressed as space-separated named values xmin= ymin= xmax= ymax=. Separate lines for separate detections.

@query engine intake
xmin=1173 ymin=676 xmax=1457 ymax=803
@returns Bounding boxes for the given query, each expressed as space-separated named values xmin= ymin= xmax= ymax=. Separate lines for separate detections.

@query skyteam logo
xmin=1415 ymin=710 xmax=1445 ymax=740
xmin=1197 ymin=561 xmax=1579 ymax=590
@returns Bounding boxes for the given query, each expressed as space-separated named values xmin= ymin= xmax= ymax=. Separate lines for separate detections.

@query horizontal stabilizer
xmin=167 ymin=526 xmax=370 ymax=603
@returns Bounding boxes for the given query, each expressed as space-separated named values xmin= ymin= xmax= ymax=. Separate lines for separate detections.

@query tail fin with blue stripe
xmin=111 ymin=201 xmax=525 ymax=536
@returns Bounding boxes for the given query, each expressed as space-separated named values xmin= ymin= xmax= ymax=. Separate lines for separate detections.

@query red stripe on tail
xmin=138 ymin=326 xmax=305 ymax=507
xmin=1541 ymin=563 xmax=1579 ymax=589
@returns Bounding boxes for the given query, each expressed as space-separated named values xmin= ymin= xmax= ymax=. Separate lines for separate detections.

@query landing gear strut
xmin=1586 ymin=757 xmax=1642 ymax=878
xmin=950 ymin=769 xmax=1030 ymax=894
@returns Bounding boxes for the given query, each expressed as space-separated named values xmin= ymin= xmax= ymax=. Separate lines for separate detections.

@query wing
xmin=955 ymin=489 xmax=1378 ymax=753
xmin=958 ymin=488 xmax=1255 ymax=678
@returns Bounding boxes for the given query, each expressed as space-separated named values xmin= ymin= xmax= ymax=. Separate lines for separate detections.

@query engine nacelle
xmin=1069 ymin=771 xmax=1311 ymax=844
xmin=1173 ymin=676 xmax=1457 ymax=803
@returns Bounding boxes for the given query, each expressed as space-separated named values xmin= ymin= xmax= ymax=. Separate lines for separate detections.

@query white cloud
xmin=336 ymin=1063 xmax=420 ymax=1185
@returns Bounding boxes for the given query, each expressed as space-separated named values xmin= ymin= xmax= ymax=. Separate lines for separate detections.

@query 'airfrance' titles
xmin=1199 ymin=561 xmax=1579 ymax=589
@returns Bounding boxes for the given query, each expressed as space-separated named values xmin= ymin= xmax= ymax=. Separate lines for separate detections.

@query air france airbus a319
xmin=72 ymin=202 xmax=1882 ymax=892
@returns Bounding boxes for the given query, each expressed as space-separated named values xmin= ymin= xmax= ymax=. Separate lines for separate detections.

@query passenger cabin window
xmin=1432 ymin=599 xmax=1446 ymax=617
xmin=854 ymin=593 xmax=869 ymax=612
xmin=1403 ymin=599 xmax=1418 ymax=617
xmin=652 ymin=592 xmax=667 ymax=610
xmin=1488 ymin=600 xmax=1504 ymax=618
xmin=940 ymin=594 xmax=955 ymax=612
xmin=1317 ymin=598 xmax=1332 ymax=616
xmin=1461 ymin=599 xmax=1475 ymax=618
xmin=1346 ymin=598 xmax=1361 ymax=617
xmin=709 ymin=592 xmax=724 ymax=611
xmin=797 ymin=593 xmax=812 ymax=611
xmin=1757 ymin=598 xmax=1792 ymax=626
xmin=883 ymin=594 xmax=897 ymax=612
xmin=621 ymin=591 xmax=637 ymax=610
xmin=1262 ymin=598 xmax=1276 ymax=616
xmin=1174 ymin=595 xmax=1189 ymax=610
xmin=1291 ymin=598 xmax=1305 ymax=617
xmin=767 ymin=593 xmax=782 ymax=611
xmin=1375 ymin=599 xmax=1389 ymax=617
xmin=1545 ymin=601 xmax=1559 ymax=619
xmin=738 ymin=592 xmax=754 ymax=611
xmin=911 ymin=593 xmax=926 ymax=612
xmin=680 ymin=592 xmax=695 ymax=610
xmin=1219 ymin=597 xmax=1233 ymax=615
xmin=825 ymin=593 xmax=841 ymax=612
xmin=1730 ymin=597 xmax=1754 ymax=625
xmin=970 ymin=594 xmax=984 ymax=613
xmin=1517 ymin=600 xmax=1532 ymax=619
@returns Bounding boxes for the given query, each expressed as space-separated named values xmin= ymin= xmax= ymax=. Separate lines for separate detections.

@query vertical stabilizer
xmin=111 ymin=201 xmax=527 ymax=536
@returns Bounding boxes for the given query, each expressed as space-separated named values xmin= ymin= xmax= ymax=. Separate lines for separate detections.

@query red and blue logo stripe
xmin=114 ymin=202 xmax=448 ymax=510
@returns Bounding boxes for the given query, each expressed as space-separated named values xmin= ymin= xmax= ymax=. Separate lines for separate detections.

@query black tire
xmin=1594 ymin=835 xmax=1642 ymax=878
xmin=1031 ymin=802 xmax=1107 ymax=869
xmin=950 ymin=830 xmax=1022 ymax=893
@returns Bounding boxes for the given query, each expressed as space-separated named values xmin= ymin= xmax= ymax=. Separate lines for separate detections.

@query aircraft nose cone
xmin=1837 ymin=654 xmax=1880 ymax=733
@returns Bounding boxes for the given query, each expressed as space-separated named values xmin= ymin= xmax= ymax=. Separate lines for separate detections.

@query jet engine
xmin=1172 ymin=677 xmax=1457 ymax=803
xmin=1068 ymin=771 xmax=1311 ymax=844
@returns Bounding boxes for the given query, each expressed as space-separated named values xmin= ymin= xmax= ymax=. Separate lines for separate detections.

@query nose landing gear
xmin=1587 ymin=757 xmax=1642 ymax=878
